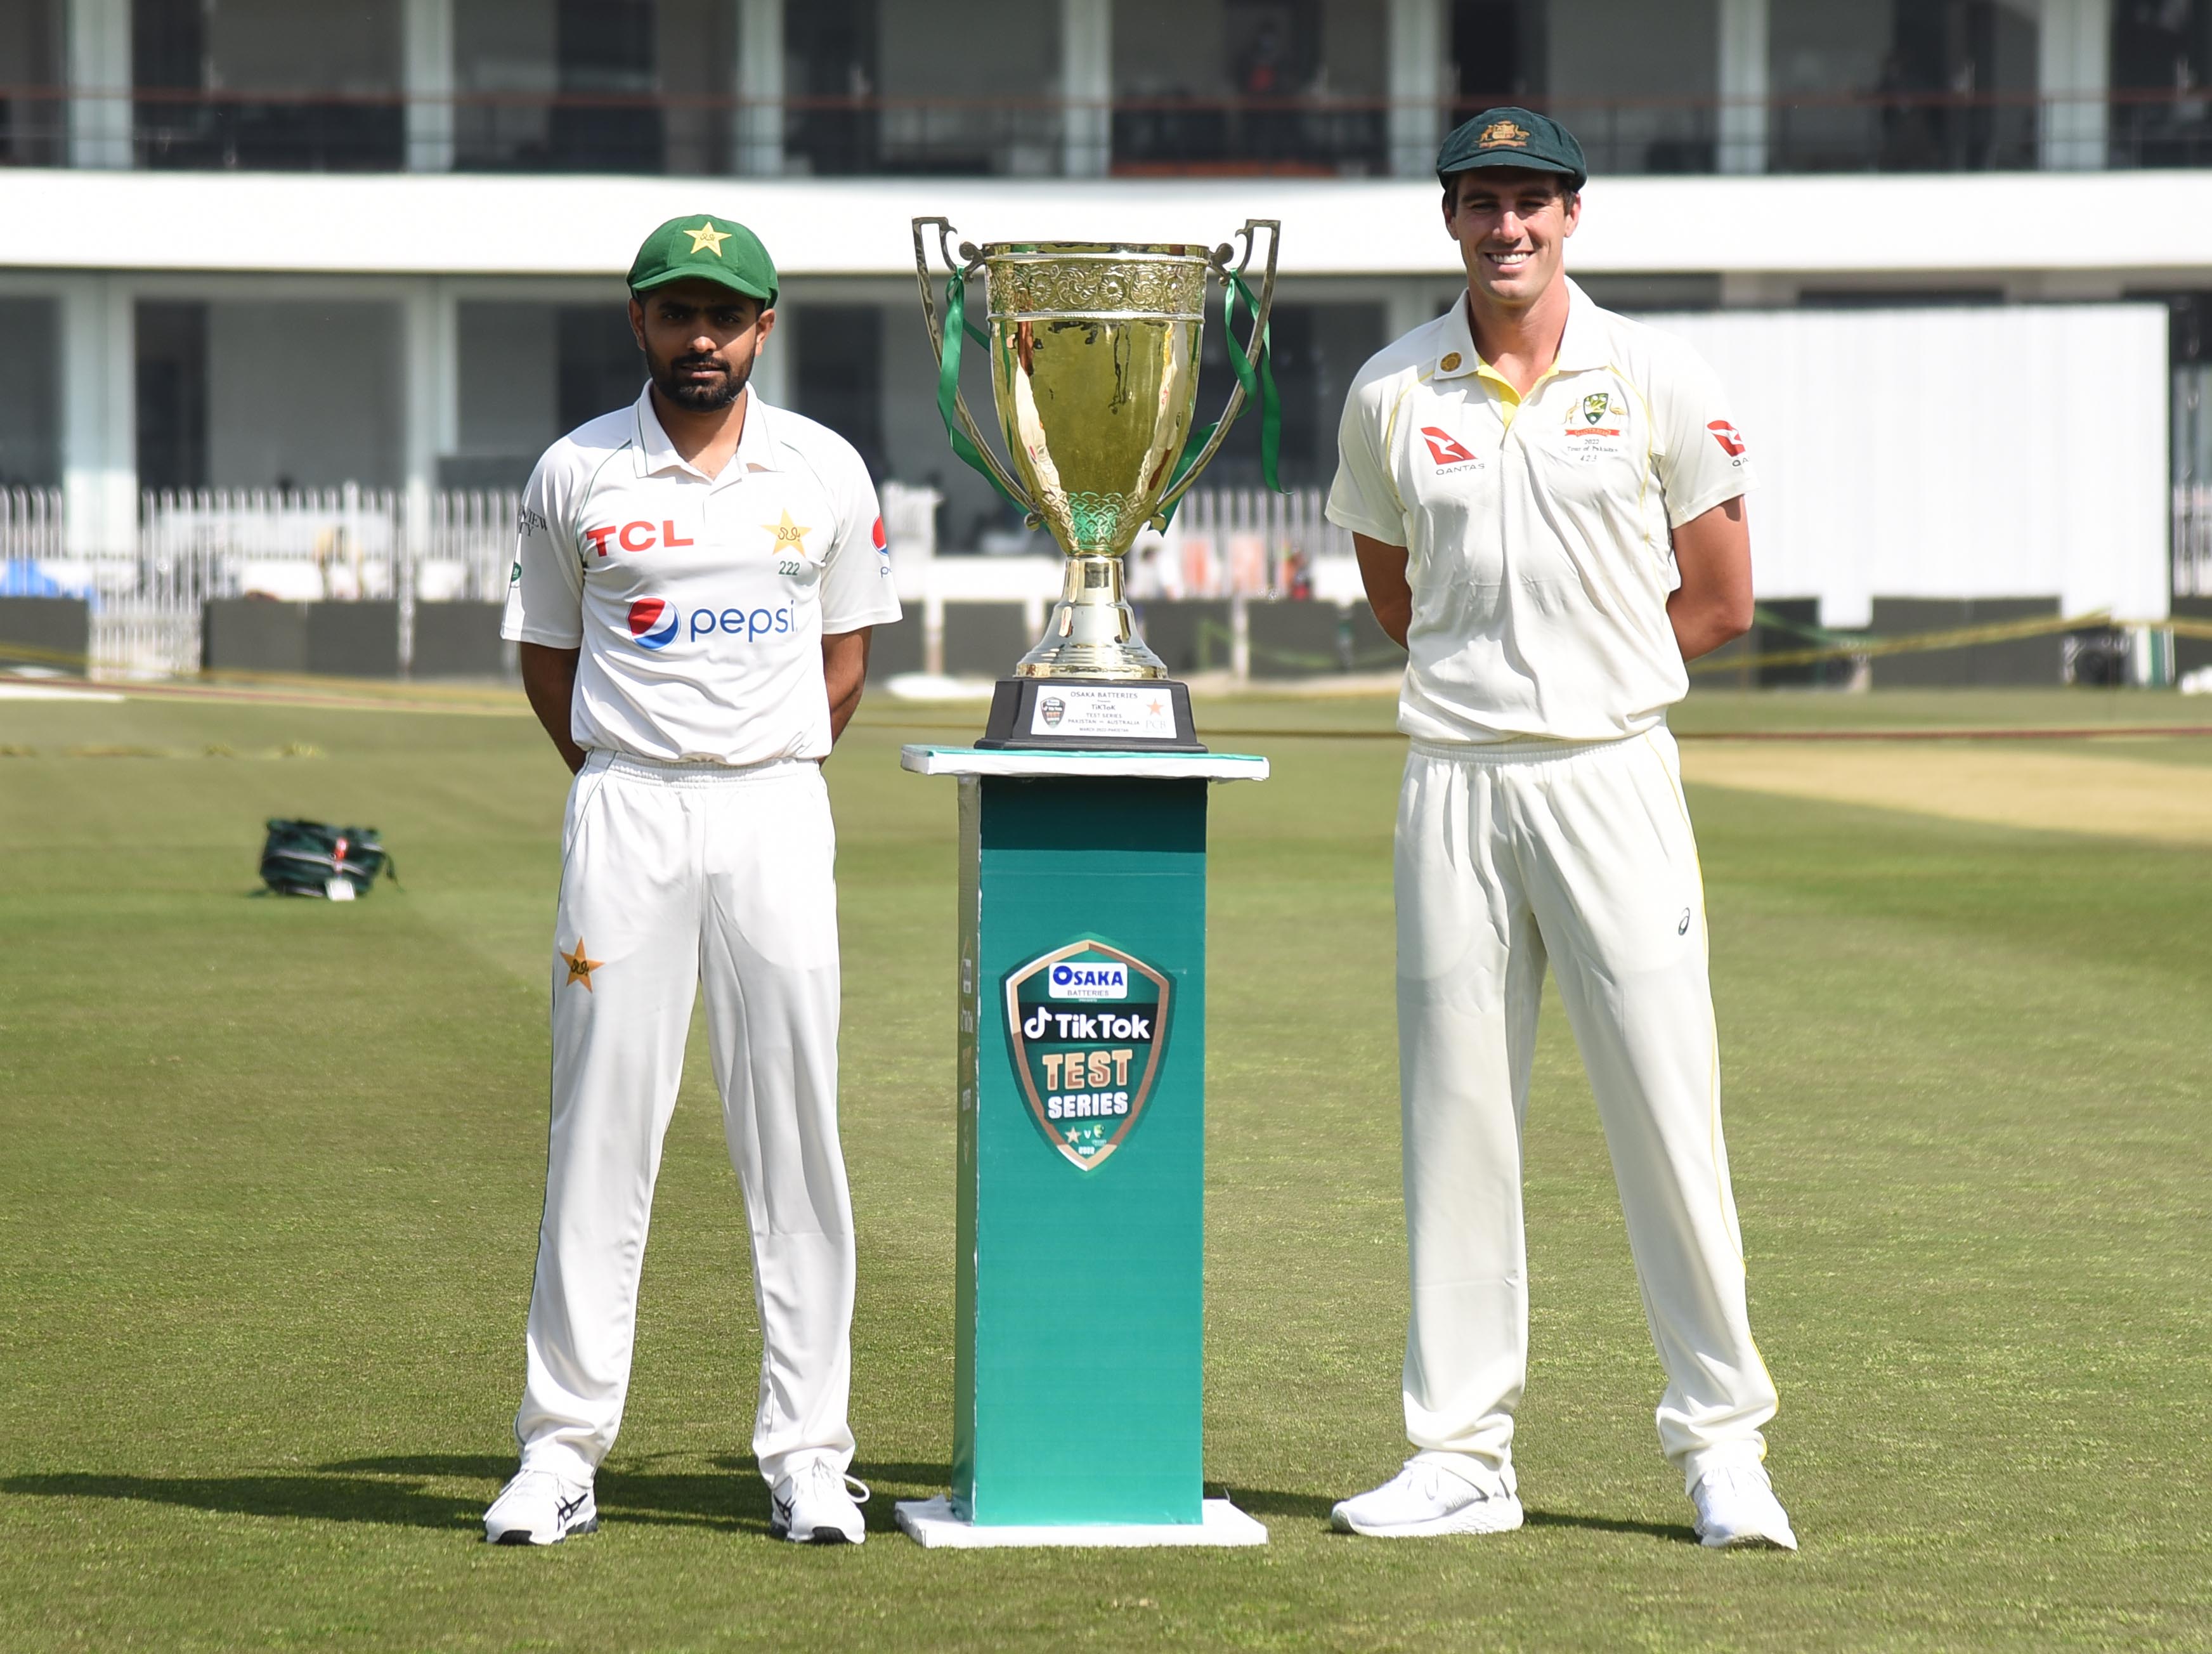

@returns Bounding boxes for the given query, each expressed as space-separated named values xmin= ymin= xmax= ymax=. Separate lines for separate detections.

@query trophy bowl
xmin=913 ymin=218 xmax=1279 ymax=748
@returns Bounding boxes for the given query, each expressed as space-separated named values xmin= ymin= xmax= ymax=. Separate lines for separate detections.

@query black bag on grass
xmin=259 ymin=819 xmax=396 ymax=900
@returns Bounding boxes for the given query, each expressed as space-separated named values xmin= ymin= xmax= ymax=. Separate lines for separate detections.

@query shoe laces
xmin=793 ymin=1460 xmax=869 ymax=1506
xmin=1699 ymin=1465 xmax=1774 ymax=1504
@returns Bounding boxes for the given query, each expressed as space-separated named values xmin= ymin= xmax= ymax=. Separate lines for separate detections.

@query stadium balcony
xmin=4 ymin=86 xmax=2212 ymax=178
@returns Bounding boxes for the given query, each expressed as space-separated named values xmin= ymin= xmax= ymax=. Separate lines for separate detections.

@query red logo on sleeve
xmin=1420 ymin=427 xmax=1478 ymax=467
xmin=871 ymin=516 xmax=887 ymax=549
xmin=1707 ymin=420 xmax=1747 ymax=458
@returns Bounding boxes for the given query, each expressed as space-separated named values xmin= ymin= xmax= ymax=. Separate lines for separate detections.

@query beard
xmin=651 ymin=348 xmax=750 ymax=412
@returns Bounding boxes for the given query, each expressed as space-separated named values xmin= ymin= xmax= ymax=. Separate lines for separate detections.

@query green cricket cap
xmin=1436 ymin=107 xmax=1587 ymax=193
xmin=627 ymin=214 xmax=778 ymax=308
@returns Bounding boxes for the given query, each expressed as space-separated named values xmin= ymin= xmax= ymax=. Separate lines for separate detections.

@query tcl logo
xmin=1420 ymin=426 xmax=1478 ymax=468
xmin=583 ymin=519 xmax=693 ymax=557
xmin=1707 ymin=421 xmax=1747 ymax=459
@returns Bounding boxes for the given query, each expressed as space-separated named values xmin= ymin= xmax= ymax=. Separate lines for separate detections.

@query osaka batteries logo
xmin=625 ymin=597 xmax=793 ymax=651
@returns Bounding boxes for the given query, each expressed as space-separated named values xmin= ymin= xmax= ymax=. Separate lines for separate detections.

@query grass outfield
xmin=2 ymin=684 xmax=2208 ymax=1651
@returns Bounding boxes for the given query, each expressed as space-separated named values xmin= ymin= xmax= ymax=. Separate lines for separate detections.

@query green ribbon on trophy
xmin=920 ymin=221 xmax=1284 ymax=530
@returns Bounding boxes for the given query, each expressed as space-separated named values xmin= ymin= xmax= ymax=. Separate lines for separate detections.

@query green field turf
xmin=3 ymin=685 xmax=2208 ymax=1652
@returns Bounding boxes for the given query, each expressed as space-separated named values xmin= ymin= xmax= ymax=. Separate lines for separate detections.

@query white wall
xmin=13 ymin=169 xmax=2212 ymax=282
xmin=1644 ymin=303 xmax=2173 ymax=625
xmin=207 ymin=300 xmax=404 ymax=489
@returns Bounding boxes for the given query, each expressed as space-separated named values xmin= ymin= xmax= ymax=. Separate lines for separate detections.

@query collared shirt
xmin=502 ymin=384 xmax=901 ymax=766
xmin=1327 ymin=281 xmax=1752 ymax=746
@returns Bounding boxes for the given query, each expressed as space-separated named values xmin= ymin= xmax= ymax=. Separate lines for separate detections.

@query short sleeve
xmin=817 ymin=443 xmax=902 ymax=634
xmin=1650 ymin=346 xmax=1753 ymax=529
xmin=500 ymin=453 xmax=585 ymax=647
xmin=1325 ymin=375 xmax=1409 ymax=545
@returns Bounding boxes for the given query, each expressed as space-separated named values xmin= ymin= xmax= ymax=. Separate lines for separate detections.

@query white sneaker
xmin=483 ymin=1468 xmax=597 ymax=1546
xmin=770 ymin=1462 xmax=869 ymax=1545
xmin=1690 ymin=1464 xmax=1799 ymax=1551
xmin=1330 ymin=1460 xmax=1524 ymax=1538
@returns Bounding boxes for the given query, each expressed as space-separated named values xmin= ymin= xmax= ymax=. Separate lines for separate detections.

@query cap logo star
xmin=764 ymin=510 xmax=812 ymax=556
xmin=561 ymin=938 xmax=604 ymax=991
xmin=685 ymin=221 xmax=731 ymax=257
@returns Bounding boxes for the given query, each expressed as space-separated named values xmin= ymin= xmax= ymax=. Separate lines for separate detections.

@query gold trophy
xmin=912 ymin=217 xmax=1279 ymax=750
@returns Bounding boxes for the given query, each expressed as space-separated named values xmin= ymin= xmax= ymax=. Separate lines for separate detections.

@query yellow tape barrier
xmin=1687 ymin=610 xmax=2116 ymax=675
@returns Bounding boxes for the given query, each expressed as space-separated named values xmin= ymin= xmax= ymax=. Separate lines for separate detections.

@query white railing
xmin=0 ymin=486 xmax=65 ymax=567
xmin=1140 ymin=486 xmax=1357 ymax=601
xmin=2176 ymin=483 xmax=2212 ymax=599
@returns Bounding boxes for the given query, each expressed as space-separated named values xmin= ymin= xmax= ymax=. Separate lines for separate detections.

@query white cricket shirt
xmin=502 ymin=385 xmax=902 ymax=765
xmin=1327 ymin=281 xmax=1752 ymax=745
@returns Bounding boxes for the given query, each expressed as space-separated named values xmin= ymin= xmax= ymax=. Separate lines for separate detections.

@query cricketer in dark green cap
xmin=628 ymin=212 xmax=779 ymax=307
xmin=1435 ymin=105 xmax=1588 ymax=196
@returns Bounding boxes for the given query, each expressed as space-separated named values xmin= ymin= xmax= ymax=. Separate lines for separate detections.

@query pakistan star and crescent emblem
xmin=764 ymin=510 xmax=812 ymax=556
xmin=684 ymin=221 xmax=731 ymax=257
xmin=561 ymin=939 xmax=603 ymax=991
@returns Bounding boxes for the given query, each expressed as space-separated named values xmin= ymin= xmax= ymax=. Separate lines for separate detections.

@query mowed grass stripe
xmin=0 ymin=692 xmax=2206 ymax=1651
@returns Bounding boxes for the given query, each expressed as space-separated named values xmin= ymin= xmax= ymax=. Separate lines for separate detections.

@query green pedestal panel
xmin=956 ymin=773 xmax=1206 ymax=1525
xmin=902 ymin=745 xmax=1266 ymax=1532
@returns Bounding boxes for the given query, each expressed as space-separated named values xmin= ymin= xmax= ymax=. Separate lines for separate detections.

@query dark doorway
xmin=793 ymin=306 xmax=886 ymax=481
xmin=557 ymin=304 xmax=645 ymax=431
xmin=135 ymin=301 xmax=209 ymax=495
xmin=555 ymin=0 xmax=665 ymax=173
xmin=2113 ymin=0 xmax=2212 ymax=165
xmin=784 ymin=0 xmax=877 ymax=174
xmin=1450 ymin=0 xmax=1544 ymax=113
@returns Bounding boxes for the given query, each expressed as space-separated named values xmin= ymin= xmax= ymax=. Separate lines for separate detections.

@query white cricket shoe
xmin=769 ymin=1462 xmax=869 ymax=1545
xmin=483 ymin=1468 xmax=598 ymax=1546
xmin=1330 ymin=1460 xmax=1525 ymax=1538
xmin=1690 ymin=1464 xmax=1799 ymax=1551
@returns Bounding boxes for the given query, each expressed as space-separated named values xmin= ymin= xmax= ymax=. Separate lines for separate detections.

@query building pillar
xmin=1388 ymin=0 xmax=1446 ymax=179
xmin=404 ymin=0 xmax=456 ymax=172
xmin=66 ymin=0 xmax=131 ymax=170
xmin=1717 ymin=0 xmax=1769 ymax=174
xmin=61 ymin=279 xmax=136 ymax=558
xmin=1060 ymin=0 xmax=1110 ymax=178
xmin=2039 ymin=0 xmax=2111 ymax=170
xmin=401 ymin=281 xmax=459 ymax=668
xmin=737 ymin=0 xmax=784 ymax=174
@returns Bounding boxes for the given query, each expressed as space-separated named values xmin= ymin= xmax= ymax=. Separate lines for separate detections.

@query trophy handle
xmin=1152 ymin=218 xmax=1281 ymax=521
xmin=910 ymin=216 xmax=1039 ymax=519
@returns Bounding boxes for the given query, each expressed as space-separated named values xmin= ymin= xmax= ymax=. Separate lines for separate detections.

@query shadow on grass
xmin=1225 ymin=1485 xmax=1697 ymax=1544
xmin=2 ymin=1457 xmax=958 ymax=1538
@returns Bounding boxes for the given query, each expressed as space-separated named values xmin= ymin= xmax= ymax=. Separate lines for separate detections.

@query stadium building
xmin=2 ymin=0 xmax=2209 ymax=682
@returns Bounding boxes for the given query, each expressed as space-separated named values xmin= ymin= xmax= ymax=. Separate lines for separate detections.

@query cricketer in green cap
xmin=628 ymin=212 xmax=779 ymax=307
xmin=1435 ymin=105 xmax=1588 ymax=196
xmin=624 ymin=213 xmax=779 ymax=420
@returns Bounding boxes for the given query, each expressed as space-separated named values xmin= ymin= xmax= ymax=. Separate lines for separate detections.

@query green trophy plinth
xmin=894 ymin=746 xmax=1270 ymax=1550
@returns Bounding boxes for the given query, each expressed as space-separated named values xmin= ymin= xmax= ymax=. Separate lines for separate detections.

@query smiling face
xmin=627 ymin=278 xmax=774 ymax=413
xmin=1443 ymin=168 xmax=1581 ymax=313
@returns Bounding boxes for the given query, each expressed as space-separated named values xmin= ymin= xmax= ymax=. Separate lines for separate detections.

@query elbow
xmin=1719 ymin=596 xmax=1754 ymax=645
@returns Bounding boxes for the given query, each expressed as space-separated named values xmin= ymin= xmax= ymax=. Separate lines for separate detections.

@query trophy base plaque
xmin=975 ymin=677 xmax=1204 ymax=753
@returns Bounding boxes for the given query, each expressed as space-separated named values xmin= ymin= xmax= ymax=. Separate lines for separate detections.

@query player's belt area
xmin=594 ymin=752 xmax=816 ymax=786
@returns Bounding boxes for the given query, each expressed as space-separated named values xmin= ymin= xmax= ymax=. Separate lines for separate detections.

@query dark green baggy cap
xmin=627 ymin=214 xmax=778 ymax=307
xmin=1436 ymin=106 xmax=1587 ymax=192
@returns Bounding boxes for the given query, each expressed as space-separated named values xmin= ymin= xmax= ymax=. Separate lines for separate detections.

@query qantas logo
xmin=1420 ymin=426 xmax=1480 ymax=470
xmin=1707 ymin=420 xmax=1748 ymax=459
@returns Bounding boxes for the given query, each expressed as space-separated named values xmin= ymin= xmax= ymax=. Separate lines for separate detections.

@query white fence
xmin=1 ymin=486 xmax=520 ymax=676
xmin=2176 ymin=484 xmax=2212 ymax=599
xmin=1138 ymin=486 xmax=1357 ymax=602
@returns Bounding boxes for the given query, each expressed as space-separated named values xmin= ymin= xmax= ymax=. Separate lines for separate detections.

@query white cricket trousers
xmin=1394 ymin=728 xmax=1777 ymax=1494
xmin=514 ymin=750 xmax=856 ymax=1487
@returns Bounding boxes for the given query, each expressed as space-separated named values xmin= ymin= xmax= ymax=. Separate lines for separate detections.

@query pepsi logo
xmin=620 ymin=596 xmax=795 ymax=648
xmin=628 ymin=597 xmax=678 ymax=649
